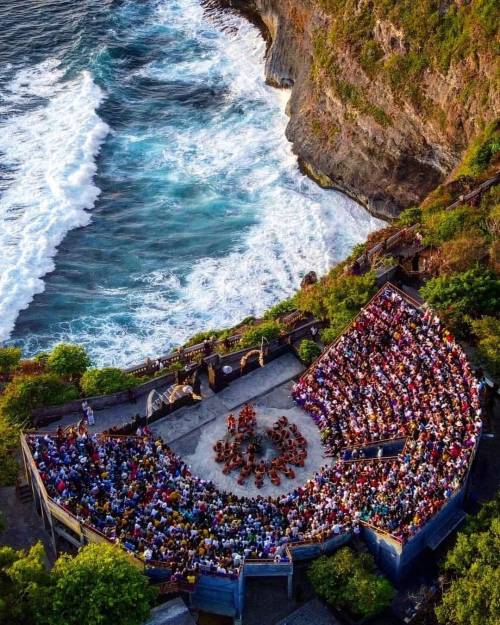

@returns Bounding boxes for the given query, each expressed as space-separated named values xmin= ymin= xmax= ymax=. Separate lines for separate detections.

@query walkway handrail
xmin=356 ymin=224 xmax=420 ymax=268
xmin=445 ymin=174 xmax=500 ymax=211
xmin=124 ymin=332 xmax=243 ymax=376
xmin=342 ymin=455 xmax=401 ymax=464
xmin=339 ymin=435 xmax=407 ymax=452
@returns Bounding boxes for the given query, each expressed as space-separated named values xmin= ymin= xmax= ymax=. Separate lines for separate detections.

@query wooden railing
xmin=281 ymin=310 xmax=306 ymax=327
xmin=124 ymin=333 xmax=244 ymax=376
xmin=445 ymin=174 xmax=499 ymax=211
xmin=124 ymin=310 xmax=311 ymax=377
xmin=355 ymin=224 xmax=421 ymax=271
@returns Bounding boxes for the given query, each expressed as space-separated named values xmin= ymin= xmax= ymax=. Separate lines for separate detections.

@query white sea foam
xmin=0 ymin=61 xmax=109 ymax=342
xmin=7 ymin=0 xmax=382 ymax=366
xmin=44 ymin=1 xmax=381 ymax=366
xmin=99 ymin=2 xmax=382 ymax=363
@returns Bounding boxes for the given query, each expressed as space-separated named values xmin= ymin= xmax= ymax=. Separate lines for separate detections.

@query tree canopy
xmin=0 ymin=374 xmax=78 ymax=426
xmin=46 ymin=344 xmax=91 ymax=379
xmin=39 ymin=543 xmax=155 ymax=625
xmin=421 ymin=267 xmax=500 ymax=336
xmin=80 ymin=368 xmax=139 ymax=397
xmin=0 ymin=542 xmax=49 ymax=625
xmin=308 ymin=547 xmax=395 ymax=618
xmin=435 ymin=495 xmax=500 ymax=625
xmin=0 ymin=543 xmax=155 ymax=625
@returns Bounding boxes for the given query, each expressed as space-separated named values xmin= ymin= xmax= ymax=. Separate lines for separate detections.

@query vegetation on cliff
xmin=312 ymin=0 xmax=498 ymax=115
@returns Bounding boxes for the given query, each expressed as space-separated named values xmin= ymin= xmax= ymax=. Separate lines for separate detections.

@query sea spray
xmin=0 ymin=61 xmax=109 ymax=342
xmin=4 ymin=0 xmax=382 ymax=365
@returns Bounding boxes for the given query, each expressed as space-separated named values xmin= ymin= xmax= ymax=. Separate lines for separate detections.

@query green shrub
xmin=308 ymin=548 xmax=395 ymax=618
xmin=421 ymin=267 xmax=500 ymax=336
xmin=32 ymin=352 xmax=49 ymax=366
xmin=471 ymin=316 xmax=500 ymax=376
xmin=264 ymin=298 xmax=296 ymax=320
xmin=424 ymin=206 xmax=470 ymax=246
xmin=298 ymin=340 xmax=322 ymax=365
xmin=325 ymin=271 xmax=377 ymax=323
xmin=0 ymin=374 xmax=78 ymax=426
xmin=456 ymin=121 xmax=500 ymax=177
xmin=184 ymin=330 xmax=220 ymax=348
xmin=154 ymin=361 xmax=183 ymax=377
xmin=398 ymin=206 xmax=422 ymax=226
xmin=240 ymin=321 xmax=281 ymax=348
xmin=296 ymin=268 xmax=376 ymax=325
xmin=322 ymin=308 xmax=358 ymax=343
xmin=0 ymin=347 xmax=22 ymax=376
xmin=348 ymin=242 xmax=367 ymax=260
xmin=320 ymin=327 xmax=341 ymax=345
xmin=46 ymin=343 xmax=91 ymax=379
xmin=440 ymin=233 xmax=488 ymax=274
xmin=80 ymin=368 xmax=139 ymax=397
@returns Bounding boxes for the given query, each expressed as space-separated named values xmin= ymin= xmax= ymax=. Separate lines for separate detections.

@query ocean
xmin=0 ymin=0 xmax=382 ymax=367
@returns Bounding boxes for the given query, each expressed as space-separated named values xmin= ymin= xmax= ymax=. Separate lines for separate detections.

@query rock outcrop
xmin=219 ymin=0 xmax=499 ymax=219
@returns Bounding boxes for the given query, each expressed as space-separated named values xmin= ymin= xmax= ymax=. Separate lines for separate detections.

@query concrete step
xmin=17 ymin=483 xmax=33 ymax=503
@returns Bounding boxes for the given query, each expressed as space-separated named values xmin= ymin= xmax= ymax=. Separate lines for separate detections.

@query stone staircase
xmin=17 ymin=482 xmax=33 ymax=504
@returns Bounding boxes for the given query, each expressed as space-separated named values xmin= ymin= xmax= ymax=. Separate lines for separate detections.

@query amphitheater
xmin=21 ymin=283 xmax=481 ymax=623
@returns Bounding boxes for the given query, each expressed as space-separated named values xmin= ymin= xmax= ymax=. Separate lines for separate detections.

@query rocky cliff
xmin=221 ymin=0 xmax=499 ymax=219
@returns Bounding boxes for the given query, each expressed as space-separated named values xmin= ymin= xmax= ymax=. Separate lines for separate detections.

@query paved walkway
xmin=42 ymin=377 xmax=209 ymax=434
xmin=42 ymin=353 xmax=304 ymax=440
xmin=152 ymin=353 xmax=305 ymax=446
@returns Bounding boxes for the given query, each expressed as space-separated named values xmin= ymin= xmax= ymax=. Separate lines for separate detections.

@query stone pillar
xmin=206 ymin=354 xmax=225 ymax=393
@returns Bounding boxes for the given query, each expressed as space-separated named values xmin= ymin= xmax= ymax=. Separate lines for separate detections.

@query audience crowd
xmin=28 ymin=286 xmax=481 ymax=579
xmin=293 ymin=287 xmax=479 ymax=455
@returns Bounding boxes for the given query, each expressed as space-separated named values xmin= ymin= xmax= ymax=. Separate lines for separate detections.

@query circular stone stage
xmin=178 ymin=405 xmax=326 ymax=498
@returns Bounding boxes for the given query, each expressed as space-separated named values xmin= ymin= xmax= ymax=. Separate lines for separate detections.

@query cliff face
xmin=225 ymin=0 xmax=499 ymax=219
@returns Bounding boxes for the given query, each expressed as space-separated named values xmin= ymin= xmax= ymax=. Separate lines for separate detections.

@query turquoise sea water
xmin=0 ymin=0 xmax=382 ymax=366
